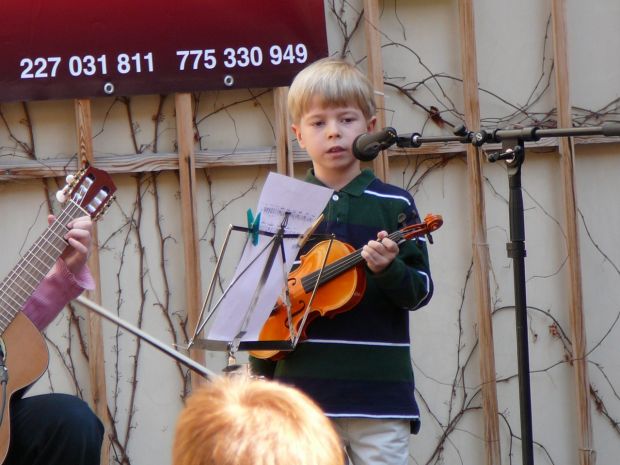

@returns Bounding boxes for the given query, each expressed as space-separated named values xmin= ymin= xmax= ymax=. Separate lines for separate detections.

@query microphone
xmin=352 ymin=127 xmax=398 ymax=161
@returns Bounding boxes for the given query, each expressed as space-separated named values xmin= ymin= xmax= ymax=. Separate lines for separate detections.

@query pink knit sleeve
xmin=21 ymin=259 xmax=96 ymax=331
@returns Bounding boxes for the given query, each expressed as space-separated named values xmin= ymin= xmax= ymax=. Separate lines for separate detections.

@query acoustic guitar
xmin=0 ymin=166 xmax=116 ymax=463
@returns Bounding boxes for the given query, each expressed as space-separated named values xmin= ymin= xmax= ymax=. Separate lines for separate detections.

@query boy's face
xmin=292 ymin=97 xmax=376 ymax=182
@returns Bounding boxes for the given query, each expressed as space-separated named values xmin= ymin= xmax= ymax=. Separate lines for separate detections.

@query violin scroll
xmin=422 ymin=213 xmax=443 ymax=232
xmin=400 ymin=213 xmax=443 ymax=241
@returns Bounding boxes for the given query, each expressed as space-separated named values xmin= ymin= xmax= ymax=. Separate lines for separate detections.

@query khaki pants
xmin=332 ymin=418 xmax=411 ymax=465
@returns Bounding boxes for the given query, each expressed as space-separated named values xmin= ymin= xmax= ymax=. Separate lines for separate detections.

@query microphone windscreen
xmin=352 ymin=127 xmax=397 ymax=161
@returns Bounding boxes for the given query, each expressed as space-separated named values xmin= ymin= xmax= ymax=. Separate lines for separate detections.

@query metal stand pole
xmin=388 ymin=121 xmax=620 ymax=465
xmin=492 ymin=139 xmax=534 ymax=465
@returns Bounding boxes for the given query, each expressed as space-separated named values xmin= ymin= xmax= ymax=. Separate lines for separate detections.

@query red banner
xmin=0 ymin=0 xmax=328 ymax=102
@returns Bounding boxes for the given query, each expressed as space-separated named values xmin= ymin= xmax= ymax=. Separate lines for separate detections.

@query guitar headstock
xmin=57 ymin=166 xmax=117 ymax=221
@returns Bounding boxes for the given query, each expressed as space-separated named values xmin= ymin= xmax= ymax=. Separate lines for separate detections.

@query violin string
xmin=301 ymin=230 xmax=409 ymax=290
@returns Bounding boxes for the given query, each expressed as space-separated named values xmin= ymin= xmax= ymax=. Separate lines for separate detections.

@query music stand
xmin=188 ymin=211 xmax=331 ymax=362
xmin=187 ymin=172 xmax=334 ymax=363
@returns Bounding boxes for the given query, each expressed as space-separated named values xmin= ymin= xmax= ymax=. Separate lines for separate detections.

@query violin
xmin=250 ymin=213 xmax=443 ymax=360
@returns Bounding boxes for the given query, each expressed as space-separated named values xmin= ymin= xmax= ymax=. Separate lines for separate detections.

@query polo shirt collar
xmin=304 ymin=169 xmax=375 ymax=197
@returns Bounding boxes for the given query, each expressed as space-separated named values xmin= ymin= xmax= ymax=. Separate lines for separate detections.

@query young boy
xmin=250 ymin=57 xmax=433 ymax=465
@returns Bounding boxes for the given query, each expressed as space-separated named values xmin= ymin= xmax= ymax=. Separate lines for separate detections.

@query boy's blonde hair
xmin=173 ymin=375 xmax=344 ymax=465
xmin=287 ymin=57 xmax=376 ymax=124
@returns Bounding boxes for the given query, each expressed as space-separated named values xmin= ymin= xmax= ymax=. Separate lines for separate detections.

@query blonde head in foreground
xmin=172 ymin=375 xmax=344 ymax=465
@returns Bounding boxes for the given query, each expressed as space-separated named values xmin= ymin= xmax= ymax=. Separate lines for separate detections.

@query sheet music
xmin=207 ymin=172 xmax=333 ymax=342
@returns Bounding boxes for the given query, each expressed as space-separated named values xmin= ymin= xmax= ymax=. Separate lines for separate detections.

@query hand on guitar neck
xmin=0 ymin=166 xmax=116 ymax=465
xmin=50 ymin=214 xmax=93 ymax=276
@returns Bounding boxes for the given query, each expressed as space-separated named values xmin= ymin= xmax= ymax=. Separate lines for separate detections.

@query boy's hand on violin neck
xmin=361 ymin=231 xmax=399 ymax=274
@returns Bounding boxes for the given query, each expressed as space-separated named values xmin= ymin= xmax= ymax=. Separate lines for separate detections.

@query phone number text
xmin=176 ymin=44 xmax=308 ymax=70
xmin=18 ymin=44 xmax=309 ymax=80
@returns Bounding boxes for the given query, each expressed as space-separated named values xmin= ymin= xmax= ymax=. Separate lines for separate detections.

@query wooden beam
xmin=550 ymin=1 xmax=595 ymax=464
xmin=174 ymin=93 xmax=205 ymax=388
xmin=273 ymin=87 xmax=294 ymax=176
xmin=363 ymin=0 xmax=389 ymax=181
xmin=1 ymin=136 xmax=617 ymax=181
xmin=456 ymin=2 xmax=502 ymax=464
xmin=74 ymin=98 xmax=111 ymax=465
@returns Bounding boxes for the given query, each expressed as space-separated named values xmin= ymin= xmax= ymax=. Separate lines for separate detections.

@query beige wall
xmin=1 ymin=1 xmax=619 ymax=464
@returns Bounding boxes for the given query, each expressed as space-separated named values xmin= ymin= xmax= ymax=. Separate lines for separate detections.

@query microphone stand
xmin=394 ymin=122 xmax=620 ymax=465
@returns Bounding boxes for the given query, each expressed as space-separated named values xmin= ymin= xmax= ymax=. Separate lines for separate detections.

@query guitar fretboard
xmin=0 ymin=201 xmax=87 ymax=334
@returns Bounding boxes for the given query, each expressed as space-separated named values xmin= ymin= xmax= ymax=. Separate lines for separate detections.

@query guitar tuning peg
xmin=55 ymin=190 xmax=68 ymax=203
xmin=65 ymin=174 xmax=75 ymax=184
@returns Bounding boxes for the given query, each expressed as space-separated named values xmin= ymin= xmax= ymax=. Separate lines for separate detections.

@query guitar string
xmin=0 ymin=201 xmax=85 ymax=329
xmin=0 ymin=228 xmax=69 ymax=327
xmin=0 ymin=202 xmax=81 ymax=302
xmin=0 ymin=204 xmax=78 ymax=328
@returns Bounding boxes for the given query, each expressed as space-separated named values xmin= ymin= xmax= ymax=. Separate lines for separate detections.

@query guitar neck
xmin=0 ymin=201 xmax=86 ymax=334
